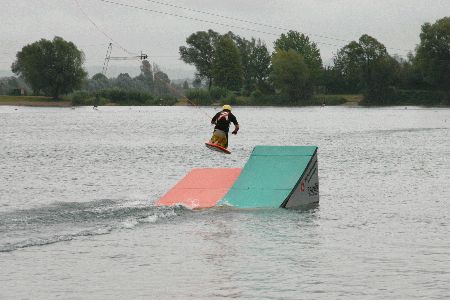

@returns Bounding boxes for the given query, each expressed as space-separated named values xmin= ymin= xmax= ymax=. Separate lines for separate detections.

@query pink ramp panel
xmin=156 ymin=168 xmax=241 ymax=209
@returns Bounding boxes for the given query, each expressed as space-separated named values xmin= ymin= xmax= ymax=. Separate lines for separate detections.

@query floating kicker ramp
xmin=218 ymin=146 xmax=319 ymax=208
xmin=156 ymin=168 xmax=241 ymax=209
xmin=156 ymin=146 xmax=318 ymax=209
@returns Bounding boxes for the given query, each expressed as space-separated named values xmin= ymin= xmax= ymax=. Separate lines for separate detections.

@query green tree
xmin=366 ymin=55 xmax=399 ymax=103
xmin=84 ymin=72 xmax=109 ymax=93
xmin=92 ymin=73 xmax=108 ymax=82
xmin=116 ymin=73 xmax=134 ymax=90
xmin=274 ymin=30 xmax=322 ymax=83
xmin=11 ymin=36 xmax=87 ymax=99
xmin=230 ymin=34 xmax=271 ymax=94
xmin=179 ymin=29 xmax=220 ymax=89
xmin=0 ymin=76 xmax=29 ymax=95
xmin=333 ymin=41 xmax=364 ymax=93
xmin=139 ymin=60 xmax=154 ymax=88
xmin=270 ymin=49 xmax=312 ymax=104
xmin=321 ymin=67 xmax=351 ymax=94
xmin=395 ymin=53 xmax=428 ymax=90
xmin=192 ymin=77 xmax=202 ymax=88
xmin=333 ymin=34 xmax=398 ymax=102
xmin=153 ymin=65 xmax=172 ymax=96
xmin=251 ymin=39 xmax=272 ymax=91
xmin=132 ymin=60 xmax=154 ymax=93
xmin=92 ymin=73 xmax=109 ymax=88
xmin=415 ymin=17 xmax=450 ymax=92
xmin=357 ymin=35 xmax=392 ymax=87
xmin=212 ymin=35 xmax=243 ymax=91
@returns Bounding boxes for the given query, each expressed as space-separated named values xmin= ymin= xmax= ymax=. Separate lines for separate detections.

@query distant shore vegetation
xmin=1 ymin=17 xmax=448 ymax=107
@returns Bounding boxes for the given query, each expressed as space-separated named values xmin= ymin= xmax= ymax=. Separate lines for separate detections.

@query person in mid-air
xmin=209 ymin=104 xmax=239 ymax=148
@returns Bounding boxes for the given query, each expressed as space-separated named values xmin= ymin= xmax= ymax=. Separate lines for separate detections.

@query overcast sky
xmin=1 ymin=0 xmax=449 ymax=79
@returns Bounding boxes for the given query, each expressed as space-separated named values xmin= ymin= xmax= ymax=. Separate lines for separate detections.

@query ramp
xmin=219 ymin=146 xmax=319 ymax=208
xmin=156 ymin=168 xmax=241 ymax=209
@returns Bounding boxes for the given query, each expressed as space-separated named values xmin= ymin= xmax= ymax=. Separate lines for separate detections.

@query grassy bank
xmin=0 ymin=93 xmax=365 ymax=107
xmin=339 ymin=94 xmax=364 ymax=105
xmin=0 ymin=95 xmax=71 ymax=107
xmin=177 ymin=93 xmax=363 ymax=106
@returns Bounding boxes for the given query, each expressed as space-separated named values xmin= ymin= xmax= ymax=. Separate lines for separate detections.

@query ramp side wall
xmin=283 ymin=151 xmax=319 ymax=208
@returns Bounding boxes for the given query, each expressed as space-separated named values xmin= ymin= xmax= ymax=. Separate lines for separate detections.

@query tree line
xmin=180 ymin=17 xmax=449 ymax=106
xmin=3 ymin=17 xmax=449 ymax=106
xmin=5 ymin=37 xmax=182 ymax=105
xmin=76 ymin=60 xmax=179 ymax=106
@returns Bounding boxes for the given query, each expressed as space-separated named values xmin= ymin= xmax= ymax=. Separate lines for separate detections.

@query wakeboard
xmin=205 ymin=142 xmax=231 ymax=154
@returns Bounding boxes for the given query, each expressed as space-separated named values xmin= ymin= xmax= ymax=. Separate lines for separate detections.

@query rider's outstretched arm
xmin=232 ymin=124 xmax=239 ymax=135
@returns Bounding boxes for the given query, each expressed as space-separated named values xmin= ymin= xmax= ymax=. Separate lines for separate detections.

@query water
xmin=1 ymin=105 xmax=449 ymax=299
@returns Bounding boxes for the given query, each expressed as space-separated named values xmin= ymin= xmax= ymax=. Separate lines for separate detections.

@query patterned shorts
xmin=209 ymin=129 xmax=228 ymax=148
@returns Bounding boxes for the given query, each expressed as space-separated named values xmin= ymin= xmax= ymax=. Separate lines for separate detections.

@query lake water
xmin=1 ymin=105 xmax=449 ymax=299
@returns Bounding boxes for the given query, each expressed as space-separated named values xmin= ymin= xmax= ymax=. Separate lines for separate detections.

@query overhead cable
xmin=140 ymin=0 xmax=357 ymax=45
xmin=110 ymin=0 xmax=410 ymax=54
xmin=74 ymin=0 xmax=138 ymax=55
xmin=96 ymin=0 xmax=344 ymax=49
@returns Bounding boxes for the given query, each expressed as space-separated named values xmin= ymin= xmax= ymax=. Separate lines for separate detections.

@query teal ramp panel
xmin=219 ymin=146 xmax=319 ymax=208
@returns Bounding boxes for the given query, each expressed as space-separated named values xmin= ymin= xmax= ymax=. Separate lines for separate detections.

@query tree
xmin=153 ymin=64 xmax=172 ymax=96
xmin=133 ymin=60 xmax=154 ymax=93
xmin=251 ymin=39 xmax=272 ymax=92
xmin=321 ymin=67 xmax=351 ymax=94
xmin=394 ymin=53 xmax=428 ymax=90
xmin=11 ymin=36 xmax=87 ymax=99
xmin=83 ymin=72 xmax=109 ymax=93
xmin=212 ymin=35 xmax=243 ymax=91
xmin=0 ymin=76 xmax=29 ymax=95
xmin=333 ymin=34 xmax=398 ymax=102
xmin=92 ymin=73 xmax=108 ymax=82
xmin=366 ymin=55 xmax=399 ymax=103
xmin=270 ymin=49 xmax=312 ymax=104
xmin=116 ymin=73 xmax=134 ymax=90
xmin=229 ymin=34 xmax=271 ymax=94
xmin=140 ymin=60 xmax=154 ymax=87
xmin=179 ymin=29 xmax=221 ymax=89
xmin=92 ymin=73 xmax=109 ymax=88
xmin=357 ymin=35 xmax=392 ymax=87
xmin=274 ymin=31 xmax=322 ymax=83
xmin=333 ymin=41 xmax=364 ymax=93
xmin=415 ymin=17 xmax=450 ymax=92
xmin=192 ymin=77 xmax=202 ymax=88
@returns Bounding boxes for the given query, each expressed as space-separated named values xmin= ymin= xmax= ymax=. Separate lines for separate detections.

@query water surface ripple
xmin=1 ymin=106 xmax=449 ymax=299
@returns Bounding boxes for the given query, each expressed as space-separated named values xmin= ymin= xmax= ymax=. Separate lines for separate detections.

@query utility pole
xmin=101 ymin=43 xmax=148 ymax=76
xmin=102 ymin=43 xmax=113 ymax=75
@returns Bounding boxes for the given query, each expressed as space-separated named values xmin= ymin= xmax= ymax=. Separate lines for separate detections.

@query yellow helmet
xmin=222 ymin=104 xmax=232 ymax=111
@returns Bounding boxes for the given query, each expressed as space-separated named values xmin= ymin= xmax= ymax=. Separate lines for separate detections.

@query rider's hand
xmin=232 ymin=129 xmax=238 ymax=135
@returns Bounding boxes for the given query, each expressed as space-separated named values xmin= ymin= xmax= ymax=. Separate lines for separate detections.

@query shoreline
xmin=0 ymin=96 xmax=72 ymax=107
xmin=1 ymin=95 xmax=447 ymax=108
xmin=0 ymin=101 xmax=72 ymax=107
xmin=0 ymin=94 xmax=362 ymax=107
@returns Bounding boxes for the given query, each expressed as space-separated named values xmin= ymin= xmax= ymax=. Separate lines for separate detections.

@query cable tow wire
xmin=97 ymin=0 xmax=411 ymax=55
xmin=156 ymin=75 xmax=213 ymax=120
xmin=74 ymin=0 xmax=138 ymax=55
xmin=184 ymin=97 xmax=214 ymax=120
xmin=96 ymin=0 xmax=278 ymax=38
xmin=139 ymin=0 xmax=354 ymax=45
xmin=139 ymin=0 xmax=413 ymax=53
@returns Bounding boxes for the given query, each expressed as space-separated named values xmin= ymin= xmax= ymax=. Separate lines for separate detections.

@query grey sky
xmin=1 ymin=0 xmax=449 ymax=79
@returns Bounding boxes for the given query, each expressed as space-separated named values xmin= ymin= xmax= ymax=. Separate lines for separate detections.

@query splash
xmin=0 ymin=199 xmax=188 ymax=252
